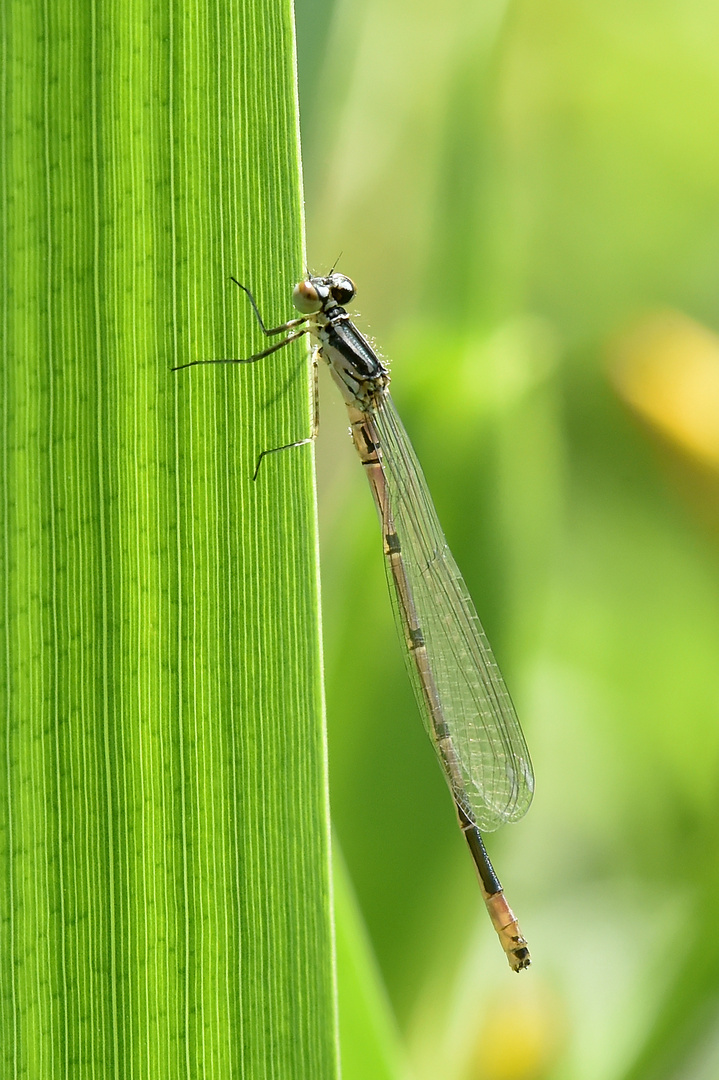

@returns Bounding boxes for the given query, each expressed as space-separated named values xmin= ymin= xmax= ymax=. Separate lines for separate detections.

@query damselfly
xmin=174 ymin=273 xmax=534 ymax=971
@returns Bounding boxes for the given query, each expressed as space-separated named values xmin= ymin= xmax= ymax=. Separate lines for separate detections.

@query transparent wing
xmin=370 ymin=393 xmax=534 ymax=831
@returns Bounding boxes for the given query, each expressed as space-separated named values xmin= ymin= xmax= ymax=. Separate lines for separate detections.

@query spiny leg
xmin=253 ymin=347 xmax=321 ymax=480
xmin=173 ymin=277 xmax=319 ymax=480
xmin=171 ymin=329 xmax=308 ymax=372
xmin=230 ymin=277 xmax=307 ymax=337
xmin=172 ymin=277 xmax=309 ymax=370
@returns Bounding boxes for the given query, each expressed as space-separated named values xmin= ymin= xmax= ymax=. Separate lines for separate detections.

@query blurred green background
xmin=296 ymin=1 xmax=719 ymax=1078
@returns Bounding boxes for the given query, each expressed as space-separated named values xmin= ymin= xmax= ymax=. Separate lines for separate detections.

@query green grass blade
xmin=334 ymin=847 xmax=409 ymax=1080
xmin=0 ymin=1 xmax=339 ymax=1076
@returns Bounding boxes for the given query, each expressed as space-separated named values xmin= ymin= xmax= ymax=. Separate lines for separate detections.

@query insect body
xmin=175 ymin=273 xmax=534 ymax=971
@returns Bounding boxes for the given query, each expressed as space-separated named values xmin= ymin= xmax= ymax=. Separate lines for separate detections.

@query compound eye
xmin=329 ymin=275 xmax=356 ymax=306
xmin=292 ymin=280 xmax=322 ymax=314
